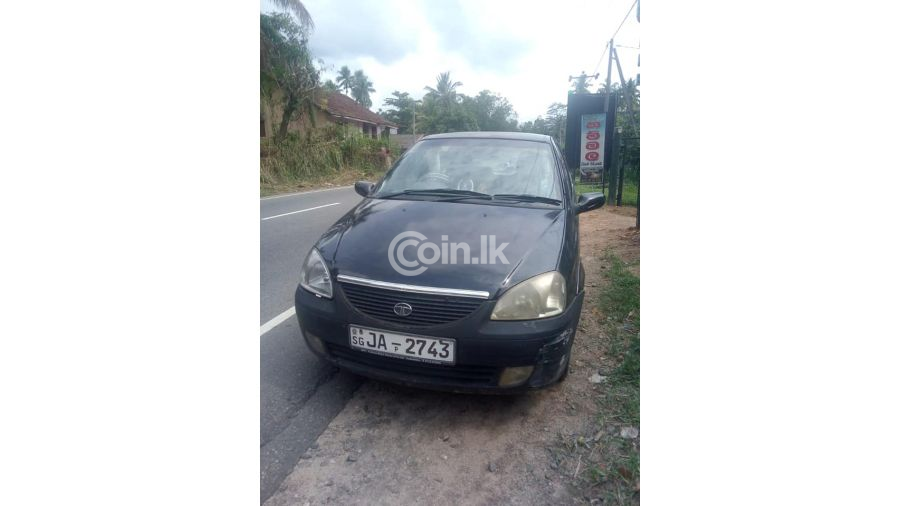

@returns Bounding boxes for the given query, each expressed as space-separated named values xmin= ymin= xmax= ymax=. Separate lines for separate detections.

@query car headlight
xmin=299 ymin=248 xmax=333 ymax=298
xmin=490 ymin=271 xmax=566 ymax=320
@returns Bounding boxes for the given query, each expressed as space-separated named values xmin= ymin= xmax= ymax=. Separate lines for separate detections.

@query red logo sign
xmin=585 ymin=152 xmax=600 ymax=162
xmin=586 ymin=121 xmax=601 ymax=128
xmin=586 ymin=131 xmax=600 ymax=140
xmin=586 ymin=141 xmax=599 ymax=150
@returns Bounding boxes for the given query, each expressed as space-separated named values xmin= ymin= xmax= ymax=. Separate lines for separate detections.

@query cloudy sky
xmin=261 ymin=0 xmax=640 ymax=122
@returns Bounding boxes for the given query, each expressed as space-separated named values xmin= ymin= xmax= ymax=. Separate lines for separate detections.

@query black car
xmin=295 ymin=132 xmax=605 ymax=393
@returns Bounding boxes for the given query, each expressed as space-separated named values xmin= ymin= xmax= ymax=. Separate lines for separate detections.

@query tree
xmin=518 ymin=103 xmax=566 ymax=145
xmin=424 ymin=72 xmax=463 ymax=105
xmin=380 ymin=75 xmax=529 ymax=135
xmin=596 ymin=81 xmax=615 ymax=95
xmin=418 ymin=94 xmax=475 ymax=134
xmin=381 ymin=91 xmax=417 ymax=134
xmin=322 ymin=79 xmax=339 ymax=93
xmin=544 ymin=102 xmax=566 ymax=145
xmin=615 ymin=78 xmax=640 ymax=138
xmin=469 ymin=90 xmax=518 ymax=132
xmin=271 ymin=0 xmax=314 ymax=33
xmin=595 ymin=80 xmax=640 ymax=137
xmin=260 ymin=13 xmax=320 ymax=141
xmin=418 ymin=94 xmax=477 ymax=134
xmin=417 ymin=72 xmax=473 ymax=134
xmin=350 ymin=69 xmax=375 ymax=108
xmin=520 ymin=116 xmax=550 ymax=136
xmin=336 ymin=66 xmax=353 ymax=95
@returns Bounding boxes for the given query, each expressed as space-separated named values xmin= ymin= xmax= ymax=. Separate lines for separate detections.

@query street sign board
xmin=565 ymin=92 xmax=617 ymax=183
xmin=580 ymin=113 xmax=606 ymax=174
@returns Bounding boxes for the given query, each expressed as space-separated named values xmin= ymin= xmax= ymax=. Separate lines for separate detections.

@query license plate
xmin=349 ymin=325 xmax=455 ymax=365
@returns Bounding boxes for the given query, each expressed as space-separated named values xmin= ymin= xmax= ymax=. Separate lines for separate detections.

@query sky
xmin=260 ymin=0 xmax=640 ymax=122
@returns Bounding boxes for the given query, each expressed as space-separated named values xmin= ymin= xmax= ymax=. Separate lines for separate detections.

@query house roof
xmin=322 ymin=92 xmax=398 ymax=128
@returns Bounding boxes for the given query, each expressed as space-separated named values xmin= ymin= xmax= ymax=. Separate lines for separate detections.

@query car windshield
xmin=375 ymin=138 xmax=561 ymax=201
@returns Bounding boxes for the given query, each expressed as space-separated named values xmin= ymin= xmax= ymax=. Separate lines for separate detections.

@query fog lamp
xmin=303 ymin=328 xmax=327 ymax=355
xmin=498 ymin=366 xmax=535 ymax=387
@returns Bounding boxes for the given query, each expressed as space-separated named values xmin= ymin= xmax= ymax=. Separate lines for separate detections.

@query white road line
xmin=260 ymin=186 xmax=352 ymax=201
xmin=260 ymin=307 xmax=297 ymax=337
xmin=261 ymin=202 xmax=341 ymax=221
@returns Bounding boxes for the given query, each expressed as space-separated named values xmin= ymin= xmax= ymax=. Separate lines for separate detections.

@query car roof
xmin=420 ymin=131 xmax=554 ymax=143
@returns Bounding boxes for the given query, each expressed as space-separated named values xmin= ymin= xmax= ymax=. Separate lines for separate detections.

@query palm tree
xmin=322 ymin=79 xmax=339 ymax=93
xmin=259 ymin=13 xmax=319 ymax=141
xmin=336 ymin=66 xmax=353 ymax=95
xmin=617 ymin=78 xmax=639 ymax=136
xmin=424 ymin=72 xmax=463 ymax=104
xmin=350 ymin=69 xmax=375 ymax=108
xmin=271 ymin=0 xmax=314 ymax=33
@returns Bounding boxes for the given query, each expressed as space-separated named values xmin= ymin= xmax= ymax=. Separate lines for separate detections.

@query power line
xmin=590 ymin=0 xmax=639 ymax=75
xmin=612 ymin=0 xmax=639 ymax=41
xmin=591 ymin=45 xmax=609 ymax=76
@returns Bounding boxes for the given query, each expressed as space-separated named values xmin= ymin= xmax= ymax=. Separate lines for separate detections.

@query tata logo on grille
xmin=393 ymin=302 xmax=413 ymax=317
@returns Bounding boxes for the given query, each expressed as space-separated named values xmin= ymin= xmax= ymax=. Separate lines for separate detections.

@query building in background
xmin=390 ymin=134 xmax=424 ymax=154
xmin=261 ymin=90 xmax=398 ymax=139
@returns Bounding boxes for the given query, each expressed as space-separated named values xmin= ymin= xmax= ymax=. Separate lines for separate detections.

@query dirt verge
xmin=265 ymin=207 xmax=639 ymax=506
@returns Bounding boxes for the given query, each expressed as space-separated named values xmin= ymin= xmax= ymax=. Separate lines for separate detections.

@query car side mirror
xmin=576 ymin=192 xmax=605 ymax=214
xmin=354 ymin=181 xmax=375 ymax=198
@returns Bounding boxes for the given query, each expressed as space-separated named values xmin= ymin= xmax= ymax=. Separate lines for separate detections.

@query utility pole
xmin=411 ymin=100 xmax=416 ymax=136
xmin=603 ymin=39 xmax=614 ymax=111
xmin=612 ymin=46 xmax=638 ymax=135
xmin=604 ymin=38 xmax=618 ymax=208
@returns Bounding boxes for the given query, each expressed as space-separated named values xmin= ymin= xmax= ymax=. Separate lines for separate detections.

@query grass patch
xmin=598 ymin=250 xmax=639 ymax=389
xmin=619 ymin=182 xmax=638 ymax=207
xmin=554 ymin=250 xmax=640 ymax=504
xmin=574 ymin=180 xmax=639 ymax=207
xmin=598 ymin=253 xmax=640 ymax=323
xmin=616 ymin=334 xmax=640 ymax=387
xmin=589 ymin=251 xmax=640 ymax=503
xmin=261 ymin=125 xmax=396 ymax=196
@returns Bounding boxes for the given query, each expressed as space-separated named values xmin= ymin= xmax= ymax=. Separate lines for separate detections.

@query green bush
xmin=261 ymin=126 xmax=396 ymax=186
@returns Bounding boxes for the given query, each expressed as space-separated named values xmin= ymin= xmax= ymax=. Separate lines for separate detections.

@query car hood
xmin=320 ymin=198 xmax=565 ymax=299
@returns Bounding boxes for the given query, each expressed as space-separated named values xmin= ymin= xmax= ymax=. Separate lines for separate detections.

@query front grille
xmin=327 ymin=343 xmax=498 ymax=385
xmin=341 ymin=282 xmax=484 ymax=326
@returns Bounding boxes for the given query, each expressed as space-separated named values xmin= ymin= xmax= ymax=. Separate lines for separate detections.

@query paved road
xmin=259 ymin=187 xmax=364 ymax=503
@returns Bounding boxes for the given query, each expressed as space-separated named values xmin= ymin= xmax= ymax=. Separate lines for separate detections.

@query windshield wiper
xmin=492 ymin=194 xmax=562 ymax=205
xmin=379 ymin=189 xmax=493 ymax=200
xmin=379 ymin=189 xmax=560 ymax=205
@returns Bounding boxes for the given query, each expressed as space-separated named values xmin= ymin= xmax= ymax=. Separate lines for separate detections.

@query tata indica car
xmin=295 ymin=132 xmax=605 ymax=392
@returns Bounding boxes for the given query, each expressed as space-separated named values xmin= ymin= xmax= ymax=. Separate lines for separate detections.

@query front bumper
xmin=294 ymin=282 xmax=583 ymax=393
